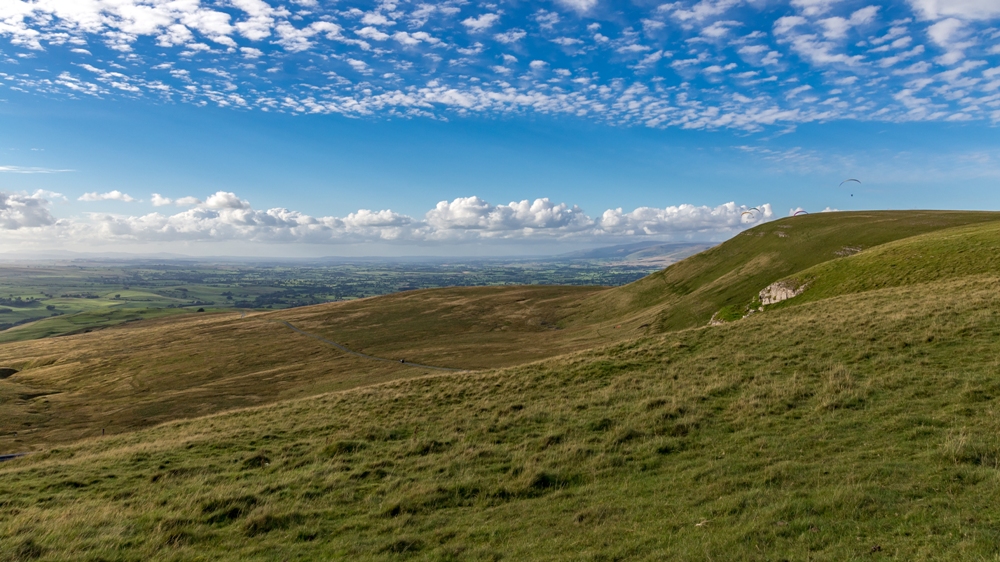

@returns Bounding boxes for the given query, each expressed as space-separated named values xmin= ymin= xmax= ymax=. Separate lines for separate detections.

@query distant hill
xmin=4 ymin=210 xmax=1000 ymax=559
xmin=558 ymin=241 xmax=711 ymax=264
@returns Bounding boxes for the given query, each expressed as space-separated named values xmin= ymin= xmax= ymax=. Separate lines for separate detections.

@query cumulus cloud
xmin=462 ymin=13 xmax=500 ymax=32
xmin=597 ymin=203 xmax=773 ymax=235
xmin=176 ymin=196 xmax=202 ymax=207
xmin=151 ymin=193 xmax=173 ymax=206
xmin=0 ymin=191 xmax=771 ymax=245
xmin=79 ymin=190 xmax=137 ymax=202
xmin=0 ymin=191 xmax=58 ymax=229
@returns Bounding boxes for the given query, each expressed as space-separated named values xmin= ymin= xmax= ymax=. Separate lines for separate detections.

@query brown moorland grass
xmin=2 ymin=274 xmax=1000 ymax=559
xmin=0 ymin=286 xmax=608 ymax=452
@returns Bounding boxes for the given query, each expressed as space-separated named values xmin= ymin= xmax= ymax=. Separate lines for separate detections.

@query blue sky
xmin=0 ymin=0 xmax=998 ymax=256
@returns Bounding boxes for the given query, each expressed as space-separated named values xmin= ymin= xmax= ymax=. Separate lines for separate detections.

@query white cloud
xmin=0 ymin=191 xmax=772 ymax=245
xmin=909 ymin=0 xmax=1000 ymax=21
xmin=356 ymin=26 xmax=390 ymax=41
xmin=597 ymin=202 xmax=773 ymax=235
xmin=642 ymin=19 xmax=666 ymax=33
xmin=394 ymin=31 xmax=441 ymax=46
xmin=79 ymin=190 xmax=137 ymax=203
xmin=175 ymin=196 xmax=203 ymax=207
xmin=462 ymin=13 xmax=500 ymax=32
xmin=494 ymin=29 xmax=527 ymax=44
xmin=790 ymin=0 xmax=841 ymax=17
xmin=818 ymin=7 xmax=879 ymax=39
xmin=554 ymin=0 xmax=599 ymax=13
xmin=701 ymin=20 xmax=740 ymax=38
xmin=670 ymin=0 xmax=743 ymax=22
xmin=551 ymin=36 xmax=583 ymax=46
xmin=275 ymin=21 xmax=342 ymax=52
xmin=786 ymin=84 xmax=813 ymax=98
xmin=0 ymin=191 xmax=57 ymax=229
xmin=774 ymin=16 xmax=807 ymax=35
xmin=0 ymin=165 xmax=72 ymax=174
xmin=0 ymin=0 xmax=995 ymax=132
xmin=361 ymin=12 xmax=394 ymax=26
xmin=927 ymin=18 xmax=972 ymax=64
xmin=151 ymin=193 xmax=173 ymax=206
xmin=203 ymin=191 xmax=250 ymax=209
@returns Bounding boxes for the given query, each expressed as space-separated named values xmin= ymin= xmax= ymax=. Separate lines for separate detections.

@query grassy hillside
xmin=3 ymin=271 xmax=1000 ymax=559
xmin=765 ymin=220 xmax=1000 ymax=309
xmin=583 ymin=210 xmax=1000 ymax=332
xmin=0 ymin=286 xmax=605 ymax=452
xmin=2 ymin=211 xmax=998 ymax=456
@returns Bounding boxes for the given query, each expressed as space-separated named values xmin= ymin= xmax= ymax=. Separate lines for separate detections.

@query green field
xmin=2 ymin=211 xmax=1000 ymax=560
xmin=0 ymin=256 xmax=680 ymax=343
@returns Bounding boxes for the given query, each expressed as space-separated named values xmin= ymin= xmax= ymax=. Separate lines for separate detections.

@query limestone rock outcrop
xmin=759 ymin=281 xmax=805 ymax=306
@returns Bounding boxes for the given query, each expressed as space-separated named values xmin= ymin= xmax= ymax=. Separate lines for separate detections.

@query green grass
xmin=0 ymin=306 xmax=200 ymax=343
xmin=585 ymin=210 xmax=1000 ymax=332
xmin=766 ymin=220 xmax=1000 ymax=310
xmin=3 ymin=274 xmax=1000 ymax=559
xmin=3 ymin=211 xmax=1000 ymax=559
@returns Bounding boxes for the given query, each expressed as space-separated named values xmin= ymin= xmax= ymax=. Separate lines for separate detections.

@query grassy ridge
xmin=3 ymin=274 xmax=1000 ymax=559
xmin=586 ymin=210 xmax=1000 ymax=332
xmin=769 ymin=220 xmax=1000 ymax=309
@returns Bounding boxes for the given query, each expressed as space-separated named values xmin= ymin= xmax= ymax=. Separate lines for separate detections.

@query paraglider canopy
xmin=839 ymin=178 xmax=861 ymax=187
xmin=793 ymin=210 xmax=808 ymax=216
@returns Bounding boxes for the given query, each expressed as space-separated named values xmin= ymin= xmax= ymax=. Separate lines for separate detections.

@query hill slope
xmin=582 ymin=210 xmax=1000 ymax=332
xmin=3 ymin=270 xmax=1000 ymax=559
xmin=766 ymin=220 xmax=1000 ymax=309
xmin=2 ymin=211 xmax=998 ymax=455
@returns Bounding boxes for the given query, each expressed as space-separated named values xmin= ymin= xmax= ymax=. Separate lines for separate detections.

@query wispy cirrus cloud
xmin=0 ymin=165 xmax=73 ymax=173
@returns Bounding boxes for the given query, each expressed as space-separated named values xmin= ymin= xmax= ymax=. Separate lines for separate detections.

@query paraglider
xmin=793 ymin=210 xmax=808 ymax=216
xmin=839 ymin=178 xmax=860 ymax=197
xmin=741 ymin=207 xmax=761 ymax=219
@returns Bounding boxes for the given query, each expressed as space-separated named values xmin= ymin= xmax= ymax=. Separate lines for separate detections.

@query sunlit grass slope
xmin=3 ymin=272 xmax=1000 ymax=559
xmin=0 ymin=286 xmax=604 ymax=452
xmin=767 ymin=220 xmax=1000 ymax=309
xmin=582 ymin=210 xmax=1000 ymax=332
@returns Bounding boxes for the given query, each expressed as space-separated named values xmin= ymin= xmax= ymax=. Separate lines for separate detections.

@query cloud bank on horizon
xmin=0 ymin=190 xmax=773 ymax=246
xmin=0 ymin=0 xmax=997 ymax=131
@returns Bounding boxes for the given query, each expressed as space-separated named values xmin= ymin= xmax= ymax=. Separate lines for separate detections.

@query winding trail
xmin=275 ymin=321 xmax=466 ymax=372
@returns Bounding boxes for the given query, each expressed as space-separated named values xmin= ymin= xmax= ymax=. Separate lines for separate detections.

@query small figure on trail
xmin=400 ymin=359 xmax=405 ymax=363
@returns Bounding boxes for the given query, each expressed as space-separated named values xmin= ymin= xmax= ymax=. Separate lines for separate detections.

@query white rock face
xmin=759 ymin=281 xmax=805 ymax=305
